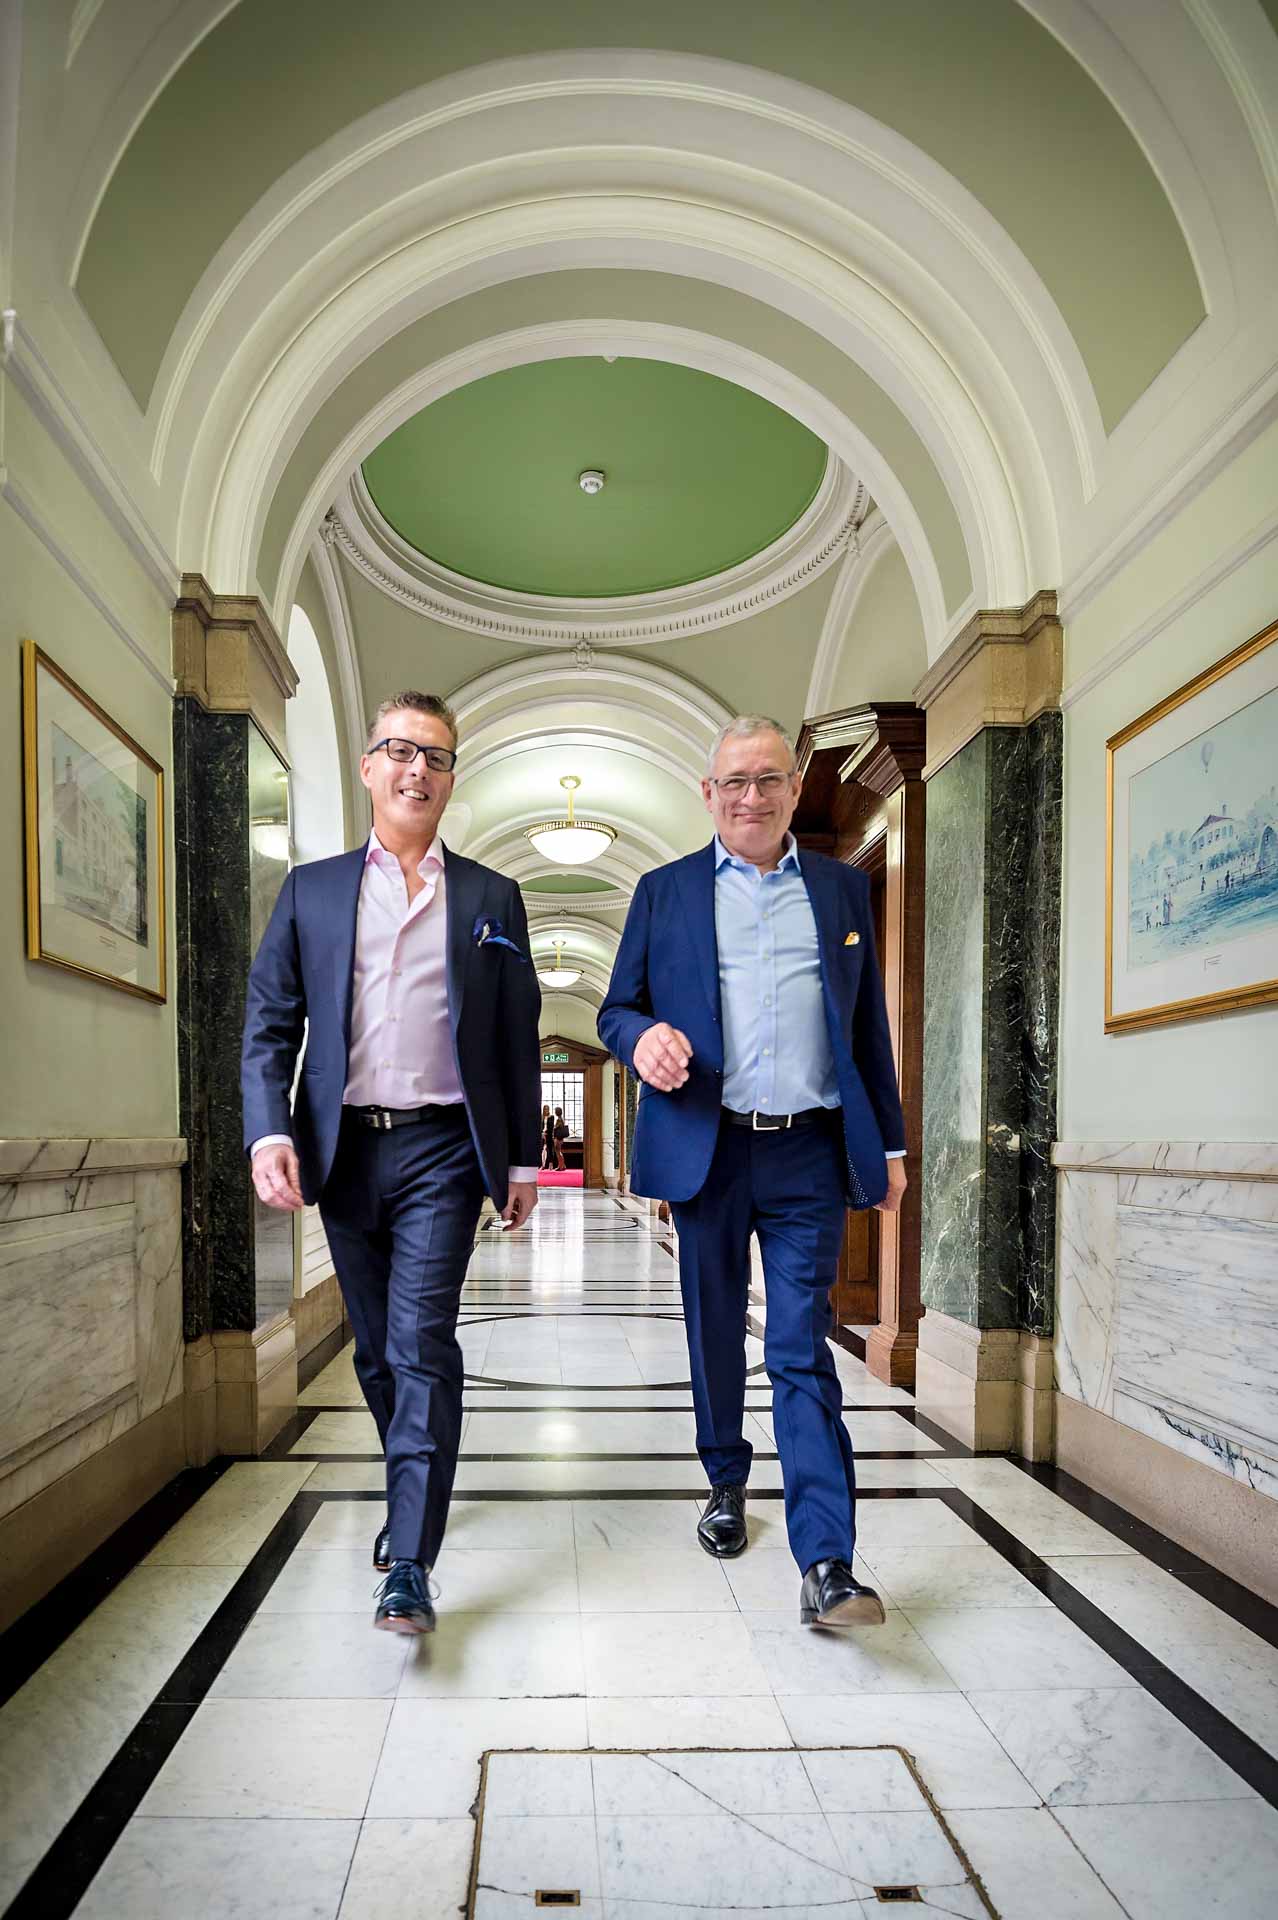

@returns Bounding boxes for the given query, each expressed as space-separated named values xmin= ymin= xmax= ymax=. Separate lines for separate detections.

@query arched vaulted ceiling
xmin=76 ymin=0 xmax=1202 ymax=430
xmin=9 ymin=0 xmax=1278 ymax=1032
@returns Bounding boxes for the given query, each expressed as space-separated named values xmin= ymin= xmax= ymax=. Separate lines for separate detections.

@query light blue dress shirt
xmin=714 ymin=833 xmax=840 ymax=1117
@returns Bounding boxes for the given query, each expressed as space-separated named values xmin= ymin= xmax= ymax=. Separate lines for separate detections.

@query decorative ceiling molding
xmin=521 ymin=891 xmax=631 ymax=915
xmin=324 ymin=460 xmax=865 ymax=647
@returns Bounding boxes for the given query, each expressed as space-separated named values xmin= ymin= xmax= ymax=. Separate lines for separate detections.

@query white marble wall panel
xmin=0 ymin=1146 xmax=185 ymax=1521
xmin=1054 ymin=1172 xmax=1117 ymax=1414
xmin=1054 ymin=1142 xmax=1278 ymax=1504
xmin=134 ymin=1172 xmax=184 ymax=1419
xmin=0 ymin=1204 xmax=136 ymax=1463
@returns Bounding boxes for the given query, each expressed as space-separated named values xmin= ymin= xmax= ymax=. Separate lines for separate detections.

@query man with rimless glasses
xmin=599 ymin=715 xmax=907 ymax=1629
xmin=242 ymin=692 xmax=541 ymax=1634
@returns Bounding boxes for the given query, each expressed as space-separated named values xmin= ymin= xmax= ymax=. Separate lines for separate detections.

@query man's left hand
xmin=875 ymin=1158 xmax=908 ymax=1215
xmin=502 ymin=1180 xmax=539 ymax=1230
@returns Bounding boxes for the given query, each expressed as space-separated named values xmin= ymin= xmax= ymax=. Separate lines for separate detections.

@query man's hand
xmin=502 ymin=1180 xmax=538 ymax=1230
xmin=251 ymin=1142 xmax=304 ymax=1212
xmin=875 ymin=1158 xmax=908 ymax=1215
xmin=633 ymin=1021 xmax=693 ymax=1092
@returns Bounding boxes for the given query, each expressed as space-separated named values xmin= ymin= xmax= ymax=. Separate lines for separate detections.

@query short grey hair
xmin=366 ymin=690 xmax=458 ymax=751
xmin=706 ymin=715 xmax=796 ymax=778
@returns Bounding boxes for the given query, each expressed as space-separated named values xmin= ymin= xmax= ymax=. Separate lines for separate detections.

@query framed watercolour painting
xmin=1106 ymin=617 xmax=1278 ymax=1033
xmin=22 ymin=640 xmax=166 ymax=1002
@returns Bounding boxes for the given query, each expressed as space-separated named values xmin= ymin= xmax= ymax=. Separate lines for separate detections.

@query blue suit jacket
xmin=241 ymin=844 xmax=542 ymax=1206
xmin=597 ymin=842 xmax=905 ymax=1208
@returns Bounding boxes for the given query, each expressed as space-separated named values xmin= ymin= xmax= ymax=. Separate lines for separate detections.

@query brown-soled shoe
xmin=799 ymin=1558 xmax=886 ymax=1628
xmin=373 ymin=1559 xmax=435 ymax=1635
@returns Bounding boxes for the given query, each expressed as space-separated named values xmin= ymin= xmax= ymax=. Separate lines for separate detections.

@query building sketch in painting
xmin=49 ymin=721 xmax=148 ymax=947
xmin=1127 ymin=686 xmax=1278 ymax=967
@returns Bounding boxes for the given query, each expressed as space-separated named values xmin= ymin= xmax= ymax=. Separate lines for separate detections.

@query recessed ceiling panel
xmin=361 ymin=359 xmax=827 ymax=598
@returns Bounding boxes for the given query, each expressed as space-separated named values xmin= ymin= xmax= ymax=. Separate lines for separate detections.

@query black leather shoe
xmin=373 ymin=1518 xmax=392 ymax=1573
xmin=800 ymin=1558 xmax=886 ymax=1628
xmin=697 ymin=1484 xmax=748 ymax=1558
xmin=373 ymin=1559 xmax=435 ymax=1635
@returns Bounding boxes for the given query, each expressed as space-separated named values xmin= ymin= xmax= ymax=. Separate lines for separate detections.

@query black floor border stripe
xmin=2 ymin=1493 xmax=324 ymax=1920
xmin=276 ymin=1451 xmax=952 ymax=1464
xmin=296 ymin=1402 xmax=906 ymax=1415
xmin=1007 ymin=1457 xmax=1278 ymax=1651
xmin=0 ymin=1459 xmax=233 ymax=1712
xmin=8 ymin=1472 xmax=1277 ymax=1920
xmin=941 ymin=1487 xmax=1278 ymax=1809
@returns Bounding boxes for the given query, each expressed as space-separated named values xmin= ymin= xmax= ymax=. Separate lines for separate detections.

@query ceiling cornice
xmin=324 ymin=456 xmax=865 ymax=647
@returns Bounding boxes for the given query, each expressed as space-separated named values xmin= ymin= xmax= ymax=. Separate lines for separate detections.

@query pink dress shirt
xmin=252 ymin=833 xmax=537 ymax=1183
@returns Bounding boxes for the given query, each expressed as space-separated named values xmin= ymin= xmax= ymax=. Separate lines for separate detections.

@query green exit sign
xmin=542 ymin=1050 xmax=570 ymax=1064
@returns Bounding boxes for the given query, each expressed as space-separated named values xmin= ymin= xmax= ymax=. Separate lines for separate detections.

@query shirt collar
xmin=366 ymin=829 xmax=445 ymax=876
xmin=713 ymin=832 xmax=801 ymax=875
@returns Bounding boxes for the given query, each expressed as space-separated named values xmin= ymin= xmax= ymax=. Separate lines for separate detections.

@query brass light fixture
xmin=537 ymin=940 xmax=582 ymax=991
xmin=525 ymin=775 xmax=616 ymax=866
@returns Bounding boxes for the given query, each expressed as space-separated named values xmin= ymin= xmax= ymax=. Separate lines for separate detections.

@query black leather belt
xmin=349 ymin=1103 xmax=461 ymax=1132
xmin=722 ymin=1106 xmax=835 ymax=1132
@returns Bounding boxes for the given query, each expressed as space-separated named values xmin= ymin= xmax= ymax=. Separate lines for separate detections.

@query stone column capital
xmin=914 ymin=590 xmax=1062 ymax=780
xmin=172 ymin=574 xmax=297 ymax=760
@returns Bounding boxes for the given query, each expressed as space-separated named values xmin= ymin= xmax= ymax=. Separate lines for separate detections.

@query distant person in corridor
xmin=598 ymin=715 xmax=907 ymax=1629
xmin=242 ymin=692 xmax=541 ymax=1635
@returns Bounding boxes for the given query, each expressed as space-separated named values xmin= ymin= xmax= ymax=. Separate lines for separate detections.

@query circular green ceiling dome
xmin=361 ymin=359 xmax=828 ymax=599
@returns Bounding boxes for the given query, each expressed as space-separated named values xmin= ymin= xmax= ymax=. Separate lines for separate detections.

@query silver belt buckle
xmin=374 ymin=1106 xmax=393 ymax=1131
xmin=752 ymin=1110 xmax=790 ymax=1131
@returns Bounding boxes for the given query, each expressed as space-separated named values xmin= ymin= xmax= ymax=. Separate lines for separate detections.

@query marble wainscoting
xmin=1053 ymin=1141 xmax=1278 ymax=1599
xmin=0 ymin=1139 xmax=187 ymax=1628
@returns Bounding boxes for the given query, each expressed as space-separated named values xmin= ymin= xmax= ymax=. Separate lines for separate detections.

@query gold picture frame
xmin=22 ymin=639 xmax=167 ymax=1003
xmin=1105 ymin=617 xmax=1278 ymax=1033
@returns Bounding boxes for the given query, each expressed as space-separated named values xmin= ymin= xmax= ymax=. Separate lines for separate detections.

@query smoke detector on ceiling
xmin=578 ymin=469 xmax=606 ymax=495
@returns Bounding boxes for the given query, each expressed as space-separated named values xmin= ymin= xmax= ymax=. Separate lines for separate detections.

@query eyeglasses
xmin=709 ymin=771 xmax=794 ymax=797
xmin=370 ymin=737 xmax=457 ymax=773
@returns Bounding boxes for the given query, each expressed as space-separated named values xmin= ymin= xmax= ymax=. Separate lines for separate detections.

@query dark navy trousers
xmin=319 ymin=1107 xmax=487 ymax=1566
xmin=671 ymin=1114 xmax=856 ymax=1573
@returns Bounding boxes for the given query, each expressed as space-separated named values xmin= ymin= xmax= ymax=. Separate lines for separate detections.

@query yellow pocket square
xmin=844 ymin=931 xmax=860 ymax=946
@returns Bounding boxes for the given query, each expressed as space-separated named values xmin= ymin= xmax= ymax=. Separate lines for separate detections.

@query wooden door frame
xmin=540 ymin=1034 xmax=610 ymax=1190
xmin=794 ymin=704 xmax=926 ymax=1388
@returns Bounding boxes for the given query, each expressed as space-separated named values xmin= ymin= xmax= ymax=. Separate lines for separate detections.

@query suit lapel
xmin=676 ymin=842 xmax=721 ymax=1024
xmin=443 ymin=846 xmax=481 ymax=1032
xmin=333 ymin=847 xmax=367 ymax=1044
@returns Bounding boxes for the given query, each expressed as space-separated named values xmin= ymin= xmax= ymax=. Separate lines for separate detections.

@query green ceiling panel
xmin=260 ymin=269 xmax=973 ymax=623
xmin=524 ymin=873 xmax=620 ymax=894
xmin=362 ymin=360 xmax=826 ymax=597
xmin=78 ymin=0 xmax=1204 ymax=430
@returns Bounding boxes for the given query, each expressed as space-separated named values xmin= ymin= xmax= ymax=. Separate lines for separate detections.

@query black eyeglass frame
xmin=369 ymin=736 xmax=458 ymax=773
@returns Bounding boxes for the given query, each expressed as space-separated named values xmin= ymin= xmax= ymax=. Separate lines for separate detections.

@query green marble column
xmin=915 ymin=596 xmax=1063 ymax=1453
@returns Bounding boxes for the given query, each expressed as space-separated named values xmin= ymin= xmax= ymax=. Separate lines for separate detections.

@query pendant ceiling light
xmin=525 ymin=775 xmax=616 ymax=865
xmin=537 ymin=940 xmax=582 ymax=991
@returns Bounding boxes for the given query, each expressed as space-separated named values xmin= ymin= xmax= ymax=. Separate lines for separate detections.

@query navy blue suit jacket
xmin=241 ymin=845 xmax=542 ymax=1207
xmin=597 ymin=842 xmax=906 ymax=1207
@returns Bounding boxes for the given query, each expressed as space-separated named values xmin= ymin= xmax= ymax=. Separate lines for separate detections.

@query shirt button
xmin=763 ymin=1047 xmax=772 ymax=1056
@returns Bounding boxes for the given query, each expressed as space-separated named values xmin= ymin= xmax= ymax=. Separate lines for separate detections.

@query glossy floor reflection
xmin=2 ymin=1187 xmax=1276 ymax=1919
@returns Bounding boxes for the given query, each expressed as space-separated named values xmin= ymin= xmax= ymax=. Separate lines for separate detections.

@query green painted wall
xmin=363 ymin=360 xmax=826 ymax=597
xmin=627 ymin=565 xmax=840 ymax=736
xmin=77 ymin=0 xmax=1203 ymax=427
xmin=0 ymin=389 xmax=177 ymax=1137
xmin=262 ymin=271 xmax=972 ymax=624
xmin=826 ymin=541 xmax=928 ymax=711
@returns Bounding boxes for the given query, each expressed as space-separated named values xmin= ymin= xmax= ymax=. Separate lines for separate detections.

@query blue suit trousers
xmin=672 ymin=1115 xmax=856 ymax=1572
xmin=319 ymin=1108 xmax=487 ymax=1565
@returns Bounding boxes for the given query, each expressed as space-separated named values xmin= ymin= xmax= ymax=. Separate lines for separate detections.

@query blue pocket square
xmin=473 ymin=914 xmax=529 ymax=961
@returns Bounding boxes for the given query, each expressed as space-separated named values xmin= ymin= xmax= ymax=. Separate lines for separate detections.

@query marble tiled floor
xmin=2 ymin=1187 xmax=1277 ymax=1919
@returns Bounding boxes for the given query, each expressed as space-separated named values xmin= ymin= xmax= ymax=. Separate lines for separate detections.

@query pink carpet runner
xmin=537 ymin=1169 xmax=584 ymax=1187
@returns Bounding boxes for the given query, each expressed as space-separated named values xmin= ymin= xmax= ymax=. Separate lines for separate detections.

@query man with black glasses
xmin=243 ymin=692 xmax=541 ymax=1633
xmin=599 ymin=715 xmax=906 ymax=1629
